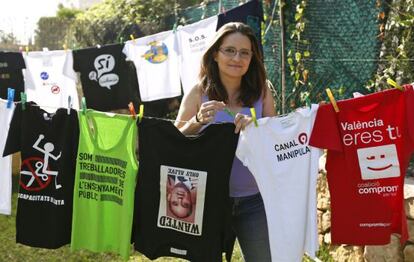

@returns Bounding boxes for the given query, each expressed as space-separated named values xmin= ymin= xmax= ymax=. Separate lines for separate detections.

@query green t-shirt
xmin=71 ymin=110 xmax=138 ymax=260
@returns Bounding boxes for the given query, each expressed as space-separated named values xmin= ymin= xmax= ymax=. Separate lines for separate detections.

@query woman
xmin=175 ymin=22 xmax=276 ymax=261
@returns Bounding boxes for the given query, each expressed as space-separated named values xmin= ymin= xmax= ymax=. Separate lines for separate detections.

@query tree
xmin=0 ymin=31 xmax=20 ymax=51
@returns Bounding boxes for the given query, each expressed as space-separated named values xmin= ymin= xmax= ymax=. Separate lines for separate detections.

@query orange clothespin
xmin=250 ymin=107 xmax=258 ymax=127
xmin=128 ymin=102 xmax=136 ymax=119
xmin=387 ymin=78 xmax=404 ymax=91
xmin=326 ymin=88 xmax=339 ymax=113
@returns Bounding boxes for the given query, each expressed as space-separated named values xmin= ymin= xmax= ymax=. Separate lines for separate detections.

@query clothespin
xmin=25 ymin=46 xmax=29 ymax=55
xmin=138 ymin=104 xmax=144 ymax=123
xmin=130 ymin=34 xmax=136 ymax=44
xmin=20 ymin=92 xmax=27 ymax=111
xmin=96 ymin=44 xmax=101 ymax=49
xmin=119 ymin=36 xmax=124 ymax=44
xmin=305 ymin=96 xmax=311 ymax=109
xmin=128 ymin=102 xmax=136 ymax=119
xmin=221 ymin=6 xmax=226 ymax=16
xmin=7 ymin=88 xmax=14 ymax=109
xmin=63 ymin=43 xmax=68 ymax=53
xmin=81 ymin=97 xmax=87 ymax=114
xmin=67 ymin=96 xmax=72 ymax=115
xmin=224 ymin=108 xmax=236 ymax=118
xmin=325 ymin=88 xmax=339 ymax=113
xmin=387 ymin=78 xmax=404 ymax=91
xmin=250 ymin=107 xmax=258 ymax=127
xmin=173 ymin=23 xmax=178 ymax=33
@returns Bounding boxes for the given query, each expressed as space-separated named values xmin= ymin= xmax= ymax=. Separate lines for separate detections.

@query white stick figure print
xmin=32 ymin=134 xmax=62 ymax=189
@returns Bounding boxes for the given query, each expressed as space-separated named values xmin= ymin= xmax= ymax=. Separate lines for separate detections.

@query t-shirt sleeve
xmin=3 ymin=104 xmax=22 ymax=156
xmin=63 ymin=51 xmax=78 ymax=81
xmin=309 ymin=103 xmax=342 ymax=152
xmin=16 ymin=53 xmax=26 ymax=69
xmin=236 ymin=127 xmax=254 ymax=168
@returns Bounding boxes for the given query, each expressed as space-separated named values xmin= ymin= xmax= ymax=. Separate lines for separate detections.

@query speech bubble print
xmin=98 ymin=73 xmax=119 ymax=90
xmin=89 ymin=71 xmax=97 ymax=81
xmin=94 ymin=54 xmax=115 ymax=78
xmin=357 ymin=144 xmax=400 ymax=180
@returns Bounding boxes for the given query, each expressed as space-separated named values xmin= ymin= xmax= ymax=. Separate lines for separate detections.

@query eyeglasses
xmin=218 ymin=47 xmax=253 ymax=60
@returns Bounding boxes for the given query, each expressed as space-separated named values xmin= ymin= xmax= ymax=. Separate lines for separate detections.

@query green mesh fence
xmin=174 ymin=0 xmax=388 ymax=113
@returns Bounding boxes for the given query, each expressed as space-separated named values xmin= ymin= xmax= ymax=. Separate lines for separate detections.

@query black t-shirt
xmin=0 ymin=52 xmax=25 ymax=101
xmin=217 ymin=0 xmax=264 ymax=52
xmin=3 ymin=102 xmax=79 ymax=249
xmin=134 ymin=118 xmax=238 ymax=262
xmin=72 ymin=43 xmax=140 ymax=111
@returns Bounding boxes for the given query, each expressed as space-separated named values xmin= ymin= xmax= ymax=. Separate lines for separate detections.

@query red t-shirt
xmin=310 ymin=85 xmax=414 ymax=245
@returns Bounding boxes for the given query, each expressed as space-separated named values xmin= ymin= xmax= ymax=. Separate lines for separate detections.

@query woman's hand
xmin=234 ymin=113 xmax=253 ymax=134
xmin=195 ymin=100 xmax=225 ymax=125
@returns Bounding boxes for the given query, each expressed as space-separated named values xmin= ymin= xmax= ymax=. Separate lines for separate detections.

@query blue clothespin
xmin=7 ymin=88 xmax=15 ymax=109
xmin=20 ymin=92 xmax=27 ymax=110
xmin=81 ymin=97 xmax=87 ymax=114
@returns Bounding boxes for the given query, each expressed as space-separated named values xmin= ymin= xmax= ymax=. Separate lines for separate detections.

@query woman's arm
xmin=175 ymin=86 xmax=225 ymax=135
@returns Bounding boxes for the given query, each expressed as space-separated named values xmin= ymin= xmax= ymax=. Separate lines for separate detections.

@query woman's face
xmin=214 ymin=32 xmax=252 ymax=80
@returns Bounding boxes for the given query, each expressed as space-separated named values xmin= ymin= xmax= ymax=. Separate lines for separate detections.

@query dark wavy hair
xmin=198 ymin=22 xmax=267 ymax=106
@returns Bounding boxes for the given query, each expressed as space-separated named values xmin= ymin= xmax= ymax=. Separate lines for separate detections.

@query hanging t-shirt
xmin=24 ymin=50 xmax=79 ymax=113
xmin=123 ymin=30 xmax=181 ymax=102
xmin=216 ymin=0 xmax=264 ymax=51
xmin=0 ymin=51 xmax=25 ymax=100
xmin=71 ymin=110 xmax=138 ymax=260
xmin=3 ymin=102 xmax=79 ymax=248
xmin=177 ymin=16 xmax=218 ymax=94
xmin=64 ymin=43 xmax=140 ymax=111
xmin=0 ymin=99 xmax=15 ymax=215
xmin=236 ymin=105 xmax=321 ymax=262
xmin=309 ymin=86 xmax=414 ymax=245
xmin=134 ymin=118 xmax=238 ymax=261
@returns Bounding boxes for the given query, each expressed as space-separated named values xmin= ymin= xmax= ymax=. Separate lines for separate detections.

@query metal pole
xmin=279 ymin=0 xmax=286 ymax=114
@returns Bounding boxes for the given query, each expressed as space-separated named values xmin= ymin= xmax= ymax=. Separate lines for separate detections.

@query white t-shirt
xmin=0 ymin=99 xmax=15 ymax=215
xmin=123 ymin=30 xmax=181 ymax=101
xmin=24 ymin=50 xmax=79 ymax=113
xmin=176 ymin=16 xmax=218 ymax=94
xmin=236 ymin=104 xmax=322 ymax=262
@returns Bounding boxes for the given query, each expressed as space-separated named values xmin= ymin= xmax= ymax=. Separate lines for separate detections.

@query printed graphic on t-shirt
xmin=158 ymin=165 xmax=206 ymax=236
xmin=357 ymin=144 xmax=400 ymax=180
xmin=76 ymin=152 xmax=127 ymax=205
xmin=142 ymin=41 xmax=168 ymax=64
xmin=274 ymin=132 xmax=311 ymax=162
xmin=20 ymin=134 xmax=62 ymax=191
xmin=89 ymin=54 xmax=119 ymax=89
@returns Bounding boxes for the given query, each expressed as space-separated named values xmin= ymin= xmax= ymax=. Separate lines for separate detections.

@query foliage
xmin=69 ymin=0 xmax=204 ymax=48
xmin=34 ymin=17 xmax=72 ymax=50
xmin=369 ymin=0 xmax=414 ymax=90
xmin=56 ymin=4 xmax=83 ymax=20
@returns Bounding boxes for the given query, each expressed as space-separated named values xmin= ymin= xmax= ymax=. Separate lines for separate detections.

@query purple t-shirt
xmin=202 ymin=95 xmax=263 ymax=197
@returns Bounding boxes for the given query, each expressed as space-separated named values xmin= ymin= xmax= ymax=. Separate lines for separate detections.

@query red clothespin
xmin=128 ymin=102 xmax=136 ymax=119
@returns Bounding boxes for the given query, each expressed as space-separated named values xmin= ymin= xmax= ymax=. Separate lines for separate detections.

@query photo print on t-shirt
xmin=158 ymin=165 xmax=207 ymax=236
xmin=357 ymin=144 xmax=400 ymax=180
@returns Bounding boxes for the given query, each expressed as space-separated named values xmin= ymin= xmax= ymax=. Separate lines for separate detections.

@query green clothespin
xmin=138 ymin=104 xmax=144 ymax=123
xmin=119 ymin=36 xmax=124 ymax=44
xmin=173 ymin=23 xmax=178 ymax=33
xmin=250 ymin=107 xmax=258 ymax=127
xmin=224 ymin=108 xmax=236 ymax=118
xmin=81 ymin=97 xmax=87 ymax=114
xmin=20 ymin=92 xmax=27 ymax=110
xmin=387 ymin=78 xmax=404 ymax=91
xmin=305 ymin=96 xmax=311 ymax=109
